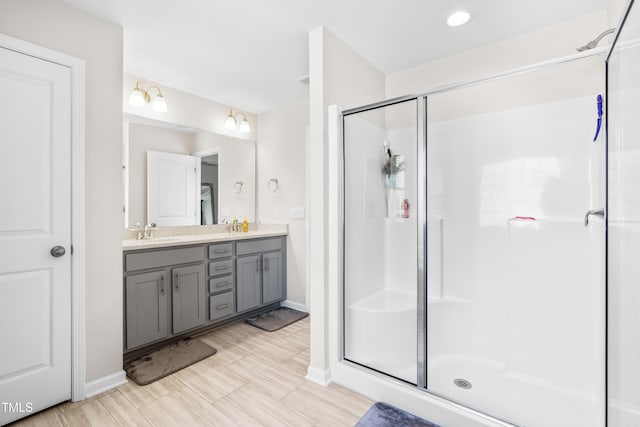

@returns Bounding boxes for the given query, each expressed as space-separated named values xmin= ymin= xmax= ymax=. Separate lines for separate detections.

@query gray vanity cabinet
xmin=236 ymin=254 xmax=261 ymax=312
xmin=207 ymin=242 xmax=236 ymax=322
xmin=123 ymin=245 xmax=205 ymax=350
xmin=125 ymin=270 xmax=169 ymax=349
xmin=262 ymin=251 xmax=284 ymax=304
xmin=236 ymin=237 xmax=286 ymax=313
xmin=124 ymin=235 xmax=286 ymax=353
xmin=172 ymin=264 xmax=206 ymax=334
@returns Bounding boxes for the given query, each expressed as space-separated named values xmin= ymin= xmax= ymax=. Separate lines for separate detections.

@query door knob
xmin=50 ymin=246 xmax=66 ymax=257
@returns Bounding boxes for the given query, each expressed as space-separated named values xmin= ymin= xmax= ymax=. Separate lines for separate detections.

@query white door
xmin=0 ymin=46 xmax=72 ymax=424
xmin=147 ymin=150 xmax=200 ymax=226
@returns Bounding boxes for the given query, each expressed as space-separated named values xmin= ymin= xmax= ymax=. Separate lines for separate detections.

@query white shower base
xmin=345 ymin=288 xmax=417 ymax=383
xmin=428 ymin=354 xmax=602 ymax=426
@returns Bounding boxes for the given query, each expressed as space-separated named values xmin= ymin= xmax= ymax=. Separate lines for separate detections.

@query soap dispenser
xmin=242 ymin=217 xmax=248 ymax=232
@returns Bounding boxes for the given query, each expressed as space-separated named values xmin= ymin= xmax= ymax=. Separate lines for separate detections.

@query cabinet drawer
xmin=209 ymin=291 xmax=234 ymax=321
xmin=236 ymin=237 xmax=282 ymax=256
xmin=209 ymin=275 xmax=233 ymax=293
xmin=125 ymin=246 xmax=204 ymax=272
xmin=209 ymin=259 xmax=234 ymax=276
xmin=208 ymin=243 xmax=233 ymax=259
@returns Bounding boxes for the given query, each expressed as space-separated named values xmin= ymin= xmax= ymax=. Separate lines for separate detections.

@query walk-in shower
xmin=337 ymin=1 xmax=640 ymax=425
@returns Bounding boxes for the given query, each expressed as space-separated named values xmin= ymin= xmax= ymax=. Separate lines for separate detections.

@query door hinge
xmin=70 ymin=245 xmax=74 ymax=255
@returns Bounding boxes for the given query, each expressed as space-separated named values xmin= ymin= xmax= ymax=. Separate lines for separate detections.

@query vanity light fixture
xmin=225 ymin=110 xmax=251 ymax=133
xmin=128 ymin=81 xmax=168 ymax=112
xmin=447 ymin=10 xmax=471 ymax=27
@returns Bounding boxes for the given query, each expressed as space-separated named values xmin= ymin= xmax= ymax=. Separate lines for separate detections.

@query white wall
xmin=609 ymin=0 xmax=629 ymax=27
xmin=0 ymin=0 xmax=123 ymax=383
xmin=123 ymin=73 xmax=258 ymax=142
xmin=257 ymin=98 xmax=309 ymax=307
xmin=386 ymin=11 xmax=608 ymax=100
xmin=308 ymin=26 xmax=386 ymax=380
xmin=127 ymin=123 xmax=195 ymax=226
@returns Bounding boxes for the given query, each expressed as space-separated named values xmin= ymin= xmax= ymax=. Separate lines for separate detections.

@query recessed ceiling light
xmin=447 ymin=10 xmax=471 ymax=27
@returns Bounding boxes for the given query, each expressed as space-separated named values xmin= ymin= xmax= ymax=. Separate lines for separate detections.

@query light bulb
xmin=152 ymin=94 xmax=168 ymax=112
xmin=225 ymin=113 xmax=237 ymax=130
xmin=128 ymin=88 xmax=145 ymax=107
xmin=447 ymin=11 xmax=470 ymax=27
xmin=239 ymin=118 xmax=251 ymax=133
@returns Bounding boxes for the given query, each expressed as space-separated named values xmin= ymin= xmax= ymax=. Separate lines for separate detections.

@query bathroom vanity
xmin=122 ymin=228 xmax=286 ymax=352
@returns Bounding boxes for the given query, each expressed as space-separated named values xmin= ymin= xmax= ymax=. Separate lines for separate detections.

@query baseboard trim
xmin=281 ymin=299 xmax=308 ymax=313
xmin=84 ymin=370 xmax=127 ymax=399
xmin=306 ymin=366 xmax=331 ymax=386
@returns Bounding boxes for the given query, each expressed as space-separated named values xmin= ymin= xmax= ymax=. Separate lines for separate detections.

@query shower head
xmin=576 ymin=28 xmax=616 ymax=52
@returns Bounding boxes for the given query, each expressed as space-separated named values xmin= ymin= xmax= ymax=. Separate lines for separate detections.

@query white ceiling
xmin=63 ymin=0 xmax=605 ymax=114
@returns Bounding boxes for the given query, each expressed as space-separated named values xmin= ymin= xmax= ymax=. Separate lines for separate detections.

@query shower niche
xmin=383 ymin=152 xmax=409 ymax=219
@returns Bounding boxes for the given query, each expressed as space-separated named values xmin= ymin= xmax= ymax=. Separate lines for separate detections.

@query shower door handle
xmin=584 ymin=209 xmax=605 ymax=226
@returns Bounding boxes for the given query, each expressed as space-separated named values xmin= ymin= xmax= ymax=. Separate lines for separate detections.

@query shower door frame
xmin=333 ymin=46 xmax=610 ymax=427
xmin=340 ymin=95 xmax=427 ymax=388
xmin=605 ymin=0 xmax=637 ymax=425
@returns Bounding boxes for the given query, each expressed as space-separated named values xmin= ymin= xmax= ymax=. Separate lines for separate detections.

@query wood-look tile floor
xmin=12 ymin=317 xmax=373 ymax=427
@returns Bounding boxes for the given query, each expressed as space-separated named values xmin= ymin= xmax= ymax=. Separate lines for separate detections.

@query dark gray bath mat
xmin=356 ymin=402 xmax=441 ymax=427
xmin=124 ymin=338 xmax=217 ymax=385
xmin=245 ymin=307 xmax=309 ymax=332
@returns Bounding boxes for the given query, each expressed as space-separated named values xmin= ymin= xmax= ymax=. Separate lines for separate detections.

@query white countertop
xmin=122 ymin=225 xmax=288 ymax=251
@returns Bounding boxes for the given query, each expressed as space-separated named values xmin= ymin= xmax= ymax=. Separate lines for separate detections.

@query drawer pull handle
xmin=214 ymin=265 xmax=230 ymax=271
xmin=216 ymin=303 xmax=231 ymax=310
xmin=216 ymin=282 xmax=230 ymax=287
xmin=214 ymin=249 xmax=230 ymax=253
xmin=160 ymin=276 xmax=165 ymax=294
xmin=175 ymin=273 xmax=179 ymax=291
xmin=256 ymin=259 xmax=260 ymax=272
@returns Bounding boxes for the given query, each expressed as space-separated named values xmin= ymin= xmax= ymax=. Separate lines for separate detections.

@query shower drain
xmin=453 ymin=378 xmax=472 ymax=389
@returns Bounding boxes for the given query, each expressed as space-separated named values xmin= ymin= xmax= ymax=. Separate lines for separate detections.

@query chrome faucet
xmin=133 ymin=222 xmax=144 ymax=240
xmin=143 ymin=222 xmax=157 ymax=239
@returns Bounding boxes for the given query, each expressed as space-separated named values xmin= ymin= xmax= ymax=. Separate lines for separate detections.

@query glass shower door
xmin=342 ymin=99 xmax=419 ymax=384
xmin=607 ymin=0 xmax=640 ymax=425
xmin=426 ymin=58 xmax=606 ymax=426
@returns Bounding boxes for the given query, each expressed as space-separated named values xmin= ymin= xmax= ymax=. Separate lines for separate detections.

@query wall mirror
xmin=123 ymin=114 xmax=256 ymax=228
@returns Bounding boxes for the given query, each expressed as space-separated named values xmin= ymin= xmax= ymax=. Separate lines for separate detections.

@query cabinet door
xmin=172 ymin=264 xmax=206 ymax=334
xmin=125 ymin=271 xmax=168 ymax=349
xmin=236 ymin=255 xmax=261 ymax=312
xmin=262 ymin=251 xmax=284 ymax=304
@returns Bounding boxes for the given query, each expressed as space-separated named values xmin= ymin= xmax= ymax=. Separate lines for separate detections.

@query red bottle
xmin=403 ymin=199 xmax=410 ymax=218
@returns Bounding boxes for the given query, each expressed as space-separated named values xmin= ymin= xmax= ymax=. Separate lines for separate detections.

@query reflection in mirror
xmin=200 ymin=154 xmax=218 ymax=225
xmin=201 ymin=183 xmax=215 ymax=224
xmin=123 ymin=115 xmax=255 ymax=228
